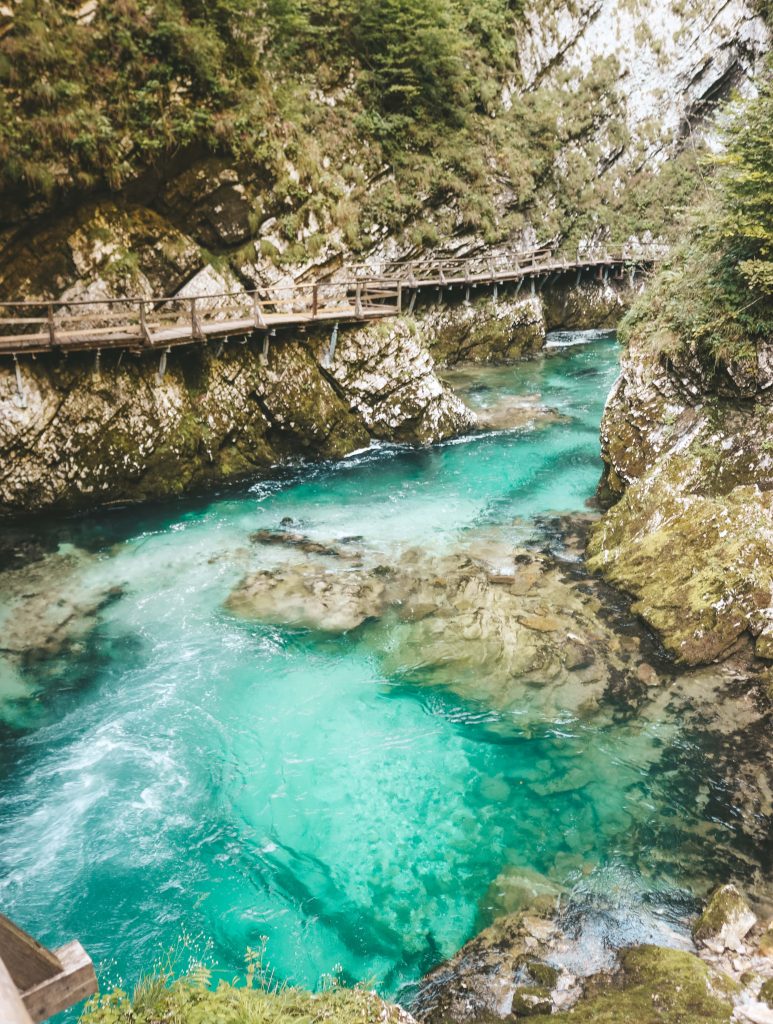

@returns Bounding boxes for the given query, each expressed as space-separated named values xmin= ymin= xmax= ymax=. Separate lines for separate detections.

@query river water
xmin=0 ymin=333 xmax=761 ymax=1010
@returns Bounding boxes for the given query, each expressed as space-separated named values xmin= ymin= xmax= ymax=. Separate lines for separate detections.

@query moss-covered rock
xmin=412 ymin=910 xmax=560 ymax=1024
xmin=761 ymin=977 xmax=773 ymax=1007
xmin=527 ymin=945 xmax=739 ymax=1024
xmin=588 ymin=323 xmax=773 ymax=666
xmin=693 ymin=885 xmax=757 ymax=951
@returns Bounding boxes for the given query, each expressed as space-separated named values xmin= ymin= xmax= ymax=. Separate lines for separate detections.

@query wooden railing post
xmin=355 ymin=282 xmax=363 ymax=317
xmin=396 ymin=281 xmax=403 ymax=314
xmin=0 ymin=956 xmax=33 ymax=1024
xmin=253 ymin=292 xmax=267 ymax=330
xmin=0 ymin=914 xmax=97 ymax=1023
xmin=47 ymin=303 xmax=56 ymax=348
xmin=312 ymin=283 xmax=319 ymax=318
xmin=139 ymin=301 xmax=152 ymax=346
xmin=190 ymin=297 xmax=204 ymax=341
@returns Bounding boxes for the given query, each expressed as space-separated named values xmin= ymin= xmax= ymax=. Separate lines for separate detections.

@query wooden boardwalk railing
xmin=0 ymin=913 xmax=97 ymax=1022
xmin=0 ymin=244 xmax=658 ymax=358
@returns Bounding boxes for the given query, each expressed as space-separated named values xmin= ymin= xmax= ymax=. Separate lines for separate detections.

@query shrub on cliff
xmin=80 ymin=956 xmax=406 ymax=1024
xmin=620 ymin=64 xmax=773 ymax=366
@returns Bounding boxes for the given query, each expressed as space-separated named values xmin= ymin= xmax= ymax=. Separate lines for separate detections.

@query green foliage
xmin=0 ymin=0 xmax=717 ymax=271
xmin=80 ymin=951 xmax=396 ymax=1024
xmin=620 ymin=63 xmax=773 ymax=366
xmin=0 ymin=0 xmax=269 ymax=194
xmin=718 ymin=71 xmax=773 ymax=297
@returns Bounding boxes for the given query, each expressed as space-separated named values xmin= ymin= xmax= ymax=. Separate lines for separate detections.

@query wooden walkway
xmin=0 ymin=245 xmax=656 ymax=358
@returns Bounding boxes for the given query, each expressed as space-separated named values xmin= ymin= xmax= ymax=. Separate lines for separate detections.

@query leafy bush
xmin=80 ymin=950 xmax=400 ymax=1024
xmin=620 ymin=63 xmax=773 ymax=365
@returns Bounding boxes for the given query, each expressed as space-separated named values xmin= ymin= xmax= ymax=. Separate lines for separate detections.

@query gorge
xmin=0 ymin=1 xmax=772 ymax=1023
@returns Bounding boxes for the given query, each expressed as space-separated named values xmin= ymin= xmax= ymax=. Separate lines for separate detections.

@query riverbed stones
xmin=226 ymin=532 xmax=654 ymax=718
xmin=693 ymin=885 xmax=758 ymax=953
xmin=225 ymin=560 xmax=393 ymax=632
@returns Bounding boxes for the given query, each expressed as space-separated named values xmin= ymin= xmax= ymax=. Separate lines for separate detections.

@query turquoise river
xmin=0 ymin=333 xmax=765 ymax=1014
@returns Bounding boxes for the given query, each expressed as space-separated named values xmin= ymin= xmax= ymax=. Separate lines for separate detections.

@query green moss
xmin=515 ymin=956 xmax=560 ymax=989
xmin=760 ymin=978 xmax=773 ymax=1008
xmin=511 ymin=986 xmax=552 ymax=1016
xmin=528 ymin=946 xmax=738 ymax=1024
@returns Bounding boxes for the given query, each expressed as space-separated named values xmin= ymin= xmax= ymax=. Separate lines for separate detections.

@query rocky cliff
xmin=0 ymin=0 xmax=768 ymax=515
xmin=587 ymin=323 xmax=773 ymax=666
xmin=0 ymin=277 xmax=634 ymax=516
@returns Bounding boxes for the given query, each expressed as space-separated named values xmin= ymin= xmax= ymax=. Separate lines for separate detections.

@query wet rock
xmin=479 ymin=867 xmax=563 ymax=921
xmin=250 ymin=529 xmax=357 ymax=559
xmin=474 ymin=395 xmax=565 ymax=433
xmin=227 ymin=530 xmax=671 ymax=720
xmin=412 ymin=911 xmax=560 ymax=1024
xmin=0 ymin=544 xmax=124 ymax=722
xmin=693 ymin=885 xmax=757 ymax=952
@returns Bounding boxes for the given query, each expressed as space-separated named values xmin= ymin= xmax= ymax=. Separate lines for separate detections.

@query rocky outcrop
xmin=0 ymin=319 xmax=474 ymax=516
xmin=516 ymin=0 xmax=769 ymax=166
xmin=587 ymin=327 xmax=773 ymax=665
xmin=413 ymin=910 xmax=742 ymax=1024
xmin=693 ymin=885 xmax=758 ymax=953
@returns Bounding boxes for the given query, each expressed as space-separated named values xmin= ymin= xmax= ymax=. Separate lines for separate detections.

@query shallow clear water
xmin=0 ymin=333 xmax=755 ymax=1011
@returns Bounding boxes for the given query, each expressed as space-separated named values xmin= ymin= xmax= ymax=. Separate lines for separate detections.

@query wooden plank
xmin=0 ymin=914 xmax=61 ymax=991
xmin=21 ymin=941 xmax=97 ymax=1024
xmin=0 ymin=956 xmax=34 ymax=1024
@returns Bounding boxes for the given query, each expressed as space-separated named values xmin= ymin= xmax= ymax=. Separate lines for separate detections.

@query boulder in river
xmin=693 ymin=885 xmax=758 ymax=953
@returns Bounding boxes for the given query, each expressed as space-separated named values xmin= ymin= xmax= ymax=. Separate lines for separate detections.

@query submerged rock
xmin=693 ymin=885 xmax=758 ymax=953
xmin=225 ymin=561 xmax=392 ymax=633
xmin=226 ymin=531 xmax=656 ymax=719
xmin=0 ymin=543 xmax=123 ymax=724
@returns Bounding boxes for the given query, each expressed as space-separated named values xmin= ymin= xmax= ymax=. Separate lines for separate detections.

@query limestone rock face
xmin=517 ymin=0 xmax=769 ymax=167
xmin=325 ymin=318 xmax=475 ymax=442
xmin=0 ymin=320 xmax=472 ymax=515
xmin=587 ymin=329 xmax=773 ymax=665
xmin=693 ymin=885 xmax=758 ymax=953
xmin=0 ymin=202 xmax=204 ymax=302
xmin=421 ymin=295 xmax=545 ymax=365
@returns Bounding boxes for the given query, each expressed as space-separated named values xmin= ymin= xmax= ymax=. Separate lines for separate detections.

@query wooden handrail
xmin=0 ymin=914 xmax=97 ymax=1023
